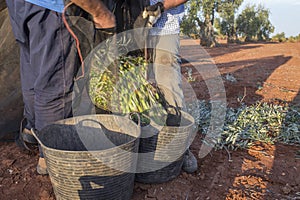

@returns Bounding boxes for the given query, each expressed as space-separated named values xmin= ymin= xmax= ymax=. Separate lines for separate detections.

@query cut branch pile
xmin=187 ymin=101 xmax=300 ymax=150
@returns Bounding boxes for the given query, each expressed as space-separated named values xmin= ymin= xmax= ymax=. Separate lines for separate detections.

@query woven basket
xmin=33 ymin=114 xmax=140 ymax=200
xmin=135 ymin=111 xmax=195 ymax=183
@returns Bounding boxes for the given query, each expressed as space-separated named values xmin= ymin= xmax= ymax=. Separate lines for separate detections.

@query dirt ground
xmin=1 ymin=40 xmax=300 ymax=200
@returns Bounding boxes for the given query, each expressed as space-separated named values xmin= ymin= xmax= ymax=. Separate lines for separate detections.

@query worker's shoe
xmin=21 ymin=128 xmax=37 ymax=144
xmin=16 ymin=119 xmax=38 ymax=151
xmin=19 ymin=118 xmax=37 ymax=144
xmin=182 ymin=149 xmax=198 ymax=173
xmin=37 ymin=157 xmax=48 ymax=175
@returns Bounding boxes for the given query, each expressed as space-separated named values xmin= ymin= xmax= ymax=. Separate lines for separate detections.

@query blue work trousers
xmin=6 ymin=0 xmax=79 ymax=131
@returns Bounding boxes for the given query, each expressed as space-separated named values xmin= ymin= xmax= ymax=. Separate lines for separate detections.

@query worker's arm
xmin=141 ymin=0 xmax=188 ymax=27
xmin=71 ymin=0 xmax=115 ymax=28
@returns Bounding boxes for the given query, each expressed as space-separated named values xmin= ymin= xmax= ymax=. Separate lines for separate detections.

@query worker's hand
xmin=92 ymin=9 xmax=116 ymax=46
xmin=146 ymin=2 xmax=164 ymax=13
xmin=143 ymin=2 xmax=164 ymax=27
xmin=93 ymin=10 xmax=116 ymax=29
xmin=132 ymin=2 xmax=164 ymax=52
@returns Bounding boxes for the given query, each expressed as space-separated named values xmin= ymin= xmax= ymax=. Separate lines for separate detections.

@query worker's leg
xmin=7 ymin=0 xmax=78 ymax=174
xmin=151 ymin=34 xmax=184 ymax=110
xmin=26 ymin=4 xmax=78 ymax=131
xmin=6 ymin=0 xmax=78 ymax=131
xmin=151 ymin=34 xmax=198 ymax=173
xmin=6 ymin=0 xmax=37 ymax=145
xmin=29 ymin=3 xmax=78 ymax=175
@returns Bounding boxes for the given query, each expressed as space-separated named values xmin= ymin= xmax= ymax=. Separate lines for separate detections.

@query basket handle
xmin=30 ymin=128 xmax=43 ymax=145
xmin=129 ymin=112 xmax=142 ymax=139
xmin=128 ymin=112 xmax=141 ymax=127
xmin=77 ymin=118 xmax=105 ymax=131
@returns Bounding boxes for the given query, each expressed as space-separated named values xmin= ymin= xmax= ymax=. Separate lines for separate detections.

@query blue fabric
xmin=25 ymin=0 xmax=64 ymax=13
xmin=150 ymin=0 xmax=185 ymax=35
xmin=6 ymin=0 xmax=78 ymax=132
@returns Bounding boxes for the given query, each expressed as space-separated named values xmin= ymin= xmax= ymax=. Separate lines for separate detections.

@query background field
xmin=1 ymin=39 xmax=299 ymax=200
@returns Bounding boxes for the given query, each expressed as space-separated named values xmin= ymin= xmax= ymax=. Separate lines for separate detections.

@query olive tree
xmin=218 ymin=0 xmax=244 ymax=43
xmin=236 ymin=4 xmax=274 ymax=41
xmin=182 ymin=0 xmax=220 ymax=47
xmin=181 ymin=0 xmax=244 ymax=46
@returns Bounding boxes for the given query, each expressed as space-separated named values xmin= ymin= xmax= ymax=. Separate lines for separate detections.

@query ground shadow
xmin=205 ymin=43 xmax=263 ymax=58
xmin=219 ymin=56 xmax=299 ymax=199
xmin=182 ymin=55 xmax=292 ymax=107
xmin=291 ymin=90 xmax=300 ymax=107
xmin=180 ymin=45 xmax=297 ymax=198
xmin=219 ymin=55 xmax=292 ymax=107
xmin=265 ymin=88 xmax=300 ymax=199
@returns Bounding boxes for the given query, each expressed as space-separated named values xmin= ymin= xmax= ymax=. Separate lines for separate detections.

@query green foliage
xmin=181 ymin=1 xmax=276 ymax=44
xmin=220 ymin=103 xmax=286 ymax=150
xmin=181 ymin=0 xmax=245 ymax=45
xmin=214 ymin=17 xmax=222 ymax=35
xmin=89 ymin=56 xmax=167 ymax=124
xmin=271 ymin=32 xmax=287 ymax=42
xmin=181 ymin=0 xmax=220 ymax=46
xmin=181 ymin=15 xmax=200 ymax=37
xmin=287 ymin=34 xmax=300 ymax=43
xmin=188 ymin=100 xmax=300 ymax=151
xmin=236 ymin=4 xmax=274 ymax=41
xmin=272 ymin=33 xmax=300 ymax=43
xmin=218 ymin=0 xmax=244 ymax=42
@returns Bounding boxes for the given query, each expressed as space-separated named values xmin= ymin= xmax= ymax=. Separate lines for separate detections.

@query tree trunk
xmin=200 ymin=14 xmax=217 ymax=47
xmin=245 ymin=35 xmax=251 ymax=42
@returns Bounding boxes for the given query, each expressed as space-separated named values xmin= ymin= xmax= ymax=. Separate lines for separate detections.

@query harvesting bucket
xmin=33 ymin=114 xmax=140 ymax=200
xmin=135 ymin=111 xmax=195 ymax=183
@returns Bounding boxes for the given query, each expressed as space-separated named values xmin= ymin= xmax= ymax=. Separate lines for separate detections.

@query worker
xmin=6 ymin=0 xmax=115 ymax=175
xmin=144 ymin=0 xmax=198 ymax=173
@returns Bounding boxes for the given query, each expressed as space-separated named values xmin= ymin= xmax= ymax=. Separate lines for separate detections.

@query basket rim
xmin=32 ymin=114 xmax=141 ymax=154
xmin=148 ymin=110 xmax=195 ymax=130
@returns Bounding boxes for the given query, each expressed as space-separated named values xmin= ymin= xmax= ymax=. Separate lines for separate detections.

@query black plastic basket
xmin=135 ymin=111 xmax=195 ymax=183
xmin=33 ymin=114 xmax=140 ymax=200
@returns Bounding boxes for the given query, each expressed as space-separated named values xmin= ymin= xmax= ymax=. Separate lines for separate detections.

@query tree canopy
xmin=181 ymin=1 xmax=275 ymax=45
xmin=236 ymin=4 xmax=274 ymax=41
xmin=218 ymin=0 xmax=244 ymax=42
xmin=181 ymin=0 xmax=221 ymax=47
